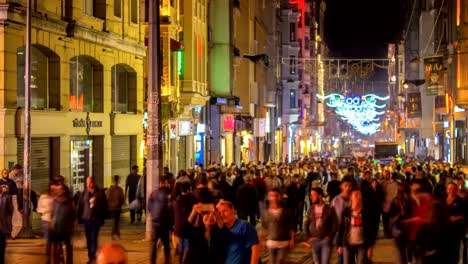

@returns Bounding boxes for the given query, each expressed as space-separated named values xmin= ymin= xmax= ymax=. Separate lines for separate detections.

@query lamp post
xmin=17 ymin=0 xmax=34 ymax=238
xmin=145 ymin=0 xmax=163 ymax=240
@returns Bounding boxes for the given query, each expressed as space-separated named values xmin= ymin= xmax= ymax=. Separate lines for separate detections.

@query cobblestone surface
xmin=6 ymin=213 xmax=399 ymax=264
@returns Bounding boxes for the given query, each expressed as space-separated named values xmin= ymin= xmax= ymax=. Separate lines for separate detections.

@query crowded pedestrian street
xmin=1 ymin=0 xmax=468 ymax=263
xmin=5 ymin=212 xmax=402 ymax=264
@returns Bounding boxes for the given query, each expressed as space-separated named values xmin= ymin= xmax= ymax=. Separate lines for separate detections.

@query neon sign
xmin=317 ymin=93 xmax=390 ymax=135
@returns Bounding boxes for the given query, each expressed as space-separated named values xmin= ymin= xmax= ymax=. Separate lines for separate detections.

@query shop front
xmin=11 ymin=110 xmax=143 ymax=194
xmin=221 ymin=114 xmax=235 ymax=166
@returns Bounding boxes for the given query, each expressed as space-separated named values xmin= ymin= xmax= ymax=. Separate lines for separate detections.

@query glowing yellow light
xmin=446 ymin=92 xmax=450 ymax=114
xmin=457 ymin=0 xmax=460 ymax=26
xmin=458 ymin=53 xmax=461 ymax=89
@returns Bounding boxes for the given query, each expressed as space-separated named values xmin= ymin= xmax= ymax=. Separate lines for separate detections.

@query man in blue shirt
xmin=213 ymin=200 xmax=260 ymax=264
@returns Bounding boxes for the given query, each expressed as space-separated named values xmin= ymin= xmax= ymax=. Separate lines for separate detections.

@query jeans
xmin=84 ymin=220 xmax=101 ymax=262
xmin=296 ymin=202 xmax=304 ymax=231
xmin=311 ymin=239 xmax=331 ymax=264
xmin=178 ymin=237 xmax=190 ymax=264
xmin=151 ymin=222 xmax=171 ymax=264
xmin=48 ymin=237 xmax=73 ymax=264
xmin=110 ymin=210 xmax=121 ymax=238
xmin=258 ymin=200 xmax=266 ymax=218
xmin=394 ymin=237 xmax=408 ymax=264
xmin=463 ymin=236 xmax=467 ymax=264
xmin=344 ymin=245 xmax=366 ymax=264
xmin=268 ymin=247 xmax=289 ymax=264
xmin=0 ymin=231 xmax=6 ymax=264
xmin=382 ymin=212 xmax=391 ymax=238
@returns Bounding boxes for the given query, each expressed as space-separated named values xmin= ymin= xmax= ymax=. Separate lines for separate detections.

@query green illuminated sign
xmin=177 ymin=50 xmax=184 ymax=77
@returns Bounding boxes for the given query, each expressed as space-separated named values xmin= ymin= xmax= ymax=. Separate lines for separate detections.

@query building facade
xmin=0 ymin=0 xmax=146 ymax=193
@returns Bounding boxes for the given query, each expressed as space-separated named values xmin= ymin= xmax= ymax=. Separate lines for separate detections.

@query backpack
xmin=50 ymin=199 xmax=74 ymax=241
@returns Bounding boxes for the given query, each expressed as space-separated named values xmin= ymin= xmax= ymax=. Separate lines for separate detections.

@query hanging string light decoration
xmin=317 ymin=93 xmax=390 ymax=135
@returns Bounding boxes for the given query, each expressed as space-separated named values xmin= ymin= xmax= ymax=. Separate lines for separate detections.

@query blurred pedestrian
xmin=126 ymin=165 xmax=141 ymax=224
xmin=107 ymin=175 xmax=125 ymax=240
xmin=48 ymin=177 xmax=74 ymax=264
xmin=337 ymin=188 xmax=376 ymax=264
xmin=77 ymin=176 xmax=108 ymax=264
xmin=0 ymin=184 xmax=13 ymax=264
xmin=148 ymin=176 xmax=173 ymax=264
xmin=236 ymin=175 xmax=258 ymax=226
xmin=37 ymin=184 xmax=54 ymax=261
xmin=260 ymin=188 xmax=295 ymax=264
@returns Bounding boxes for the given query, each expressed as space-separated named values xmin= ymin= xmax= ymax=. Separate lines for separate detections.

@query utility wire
xmin=403 ymin=0 xmax=417 ymax=41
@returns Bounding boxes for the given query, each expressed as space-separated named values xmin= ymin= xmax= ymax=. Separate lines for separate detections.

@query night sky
xmin=324 ymin=0 xmax=408 ymax=58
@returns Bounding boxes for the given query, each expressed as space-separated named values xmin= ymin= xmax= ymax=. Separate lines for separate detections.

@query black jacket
xmin=305 ymin=204 xmax=337 ymax=240
xmin=76 ymin=187 xmax=108 ymax=226
xmin=0 ymin=193 xmax=13 ymax=234
xmin=236 ymin=183 xmax=258 ymax=213
xmin=148 ymin=187 xmax=173 ymax=228
xmin=337 ymin=207 xmax=377 ymax=248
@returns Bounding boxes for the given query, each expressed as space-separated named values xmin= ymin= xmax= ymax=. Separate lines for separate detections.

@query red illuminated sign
xmin=223 ymin=115 xmax=235 ymax=131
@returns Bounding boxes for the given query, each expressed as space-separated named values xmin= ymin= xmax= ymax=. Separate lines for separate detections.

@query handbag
xmin=129 ymin=199 xmax=141 ymax=211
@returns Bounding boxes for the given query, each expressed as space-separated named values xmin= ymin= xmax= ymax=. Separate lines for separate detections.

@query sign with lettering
xmin=424 ymin=56 xmax=445 ymax=96
xmin=73 ymin=112 xmax=103 ymax=135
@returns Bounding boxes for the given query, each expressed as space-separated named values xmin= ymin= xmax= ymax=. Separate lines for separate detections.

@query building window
xmin=84 ymin=0 xmax=93 ymax=16
xmin=70 ymin=56 xmax=103 ymax=112
xmin=84 ymin=0 xmax=106 ymax=19
xmin=290 ymin=89 xmax=297 ymax=109
xmin=112 ymin=64 xmax=137 ymax=113
xmin=130 ymin=0 xmax=138 ymax=24
xmin=289 ymin=56 xmax=296 ymax=75
xmin=17 ymin=45 xmax=60 ymax=110
xmin=114 ymin=0 xmax=122 ymax=17
xmin=290 ymin=23 xmax=296 ymax=41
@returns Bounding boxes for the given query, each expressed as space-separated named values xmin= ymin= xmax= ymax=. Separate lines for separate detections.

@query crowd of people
xmin=0 ymin=158 xmax=468 ymax=264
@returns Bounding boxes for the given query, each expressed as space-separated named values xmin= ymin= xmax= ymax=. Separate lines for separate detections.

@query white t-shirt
xmin=314 ymin=204 xmax=324 ymax=229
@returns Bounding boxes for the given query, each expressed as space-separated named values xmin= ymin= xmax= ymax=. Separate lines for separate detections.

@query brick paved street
xmin=5 ymin=212 xmax=400 ymax=264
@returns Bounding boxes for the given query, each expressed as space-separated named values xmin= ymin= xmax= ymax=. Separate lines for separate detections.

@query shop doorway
xmin=70 ymin=138 xmax=92 ymax=193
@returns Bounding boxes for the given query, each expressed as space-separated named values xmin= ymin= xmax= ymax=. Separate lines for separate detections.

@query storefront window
xmin=70 ymin=56 xmax=102 ymax=112
xmin=17 ymin=46 xmax=59 ymax=109
xmin=112 ymin=64 xmax=137 ymax=113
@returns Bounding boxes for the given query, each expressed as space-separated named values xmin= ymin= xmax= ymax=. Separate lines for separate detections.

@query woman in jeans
xmin=260 ymin=188 xmax=295 ymax=264
xmin=337 ymin=188 xmax=377 ymax=264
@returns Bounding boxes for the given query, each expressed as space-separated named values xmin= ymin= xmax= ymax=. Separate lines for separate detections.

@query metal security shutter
xmin=17 ymin=138 xmax=51 ymax=193
xmin=112 ymin=136 xmax=130 ymax=185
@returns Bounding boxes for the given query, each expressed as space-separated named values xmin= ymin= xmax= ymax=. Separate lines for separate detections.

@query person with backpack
xmin=77 ymin=176 xmax=108 ymax=264
xmin=107 ymin=175 xmax=125 ymax=240
xmin=48 ymin=178 xmax=74 ymax=264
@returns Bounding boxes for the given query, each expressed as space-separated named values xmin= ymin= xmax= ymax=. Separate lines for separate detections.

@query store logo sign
xmin=73 ymin=112 xmax=103 ymax=135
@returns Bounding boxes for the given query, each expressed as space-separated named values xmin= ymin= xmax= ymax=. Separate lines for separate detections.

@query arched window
xmin=70 ymin=56 xmax=103 ymax=112
xmin=17 ymin=45 xmax=60 ymax=110
xmin=111 ymin=64 xmax=137 ymax=113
